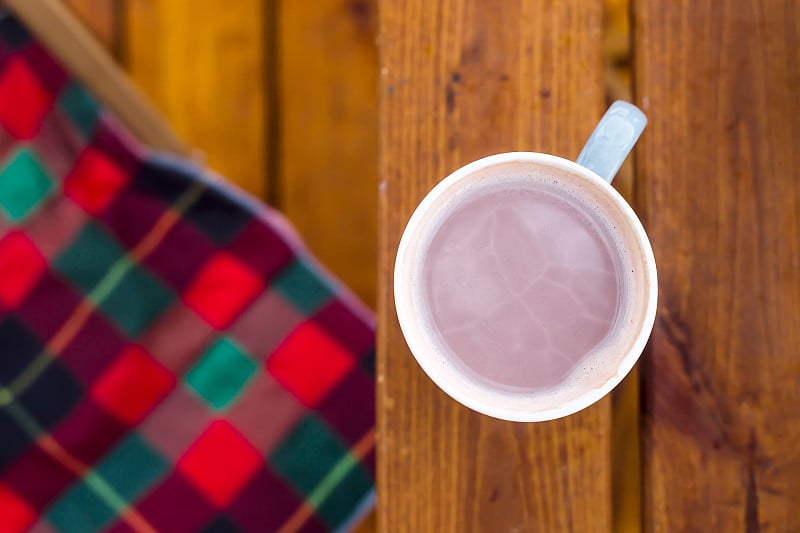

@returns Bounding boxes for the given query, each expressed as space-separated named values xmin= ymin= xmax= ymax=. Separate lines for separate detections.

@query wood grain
xmin=125 ymin=0 xmax=269 ymax=198
xmin=378 ymin=2 xmax=612 ymax=531
xmin=278 ymin=0 xmax=379 ymax=308
xmin=62 ymin=0 xmax=117 ymax=52
xmin=634 ymin=1 xmax=800 ymax=531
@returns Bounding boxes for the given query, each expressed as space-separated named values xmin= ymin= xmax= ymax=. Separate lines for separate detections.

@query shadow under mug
xmin=394 ymin=102 xmax=658 ymax=422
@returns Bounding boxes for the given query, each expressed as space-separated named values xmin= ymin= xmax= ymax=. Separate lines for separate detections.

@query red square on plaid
xmin=176 ymin=420 xmax=262 ymax=508
xmin=0 ymin=57 xmax=52 ymax=139
xmin=183 ymin=253 xmax=264 ymax=329
xmin=266 ymin=322 xmax=355 ymax=407
xmin=0 ymin=230 xmax=46 ymax=309
xmin=63 ymin=147 xmax=129 ymax=215
xmin=91 ymin=345 xmax=175 ymax=425
xmin=0 ymin=483 xmax=36 ymax=533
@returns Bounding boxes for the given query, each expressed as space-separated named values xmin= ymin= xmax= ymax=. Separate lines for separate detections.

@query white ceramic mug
xmin=394 ymin=102 xmax=657 ymax=422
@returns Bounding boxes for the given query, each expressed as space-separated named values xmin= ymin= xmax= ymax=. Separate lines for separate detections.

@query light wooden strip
xmin=62 ymin=0 xmax=117 ymax=52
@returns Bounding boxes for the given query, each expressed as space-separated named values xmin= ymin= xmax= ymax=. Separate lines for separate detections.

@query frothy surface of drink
xmin=422 ymin=182 xmax=622 ymax=391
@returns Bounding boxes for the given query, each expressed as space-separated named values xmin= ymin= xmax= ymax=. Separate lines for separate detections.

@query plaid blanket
xmin=0 ymin=11 xmax=375 ymax=533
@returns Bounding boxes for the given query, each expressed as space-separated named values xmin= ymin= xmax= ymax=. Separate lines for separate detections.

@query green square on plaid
xmin=101 ymin=263 xmax=175 ymax=337
xmin=269 ymin=414 xmax=349 ymax=497
xmin=0 ymin=148 xmax=54 ymax=221
xmin=54 ymin=222 xmax=174 ymax=336
xmin=272 ymin=260 xmax=333 ymax=314
xmin=58 ymin=82 xmax=100 ymax=138
xmin=185 ymin=337 xmax=257 ymax=411
xmin=54 ymin=222 xmax=124 ymax=293
xmin=316 ymin=459 xmax=373 ymax=529
xmin=96 ymin=433 xmax=169 ymax=501
xmin=46 ymin=481 xmax=116 ymax=533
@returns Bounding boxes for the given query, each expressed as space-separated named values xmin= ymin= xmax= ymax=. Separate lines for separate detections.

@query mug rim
xmin=393 ymin=151 xmax=658 ymax=422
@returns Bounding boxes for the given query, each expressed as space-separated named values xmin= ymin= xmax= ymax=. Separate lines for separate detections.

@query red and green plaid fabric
xmin=0 ymin=11 xmax=375 ymax=533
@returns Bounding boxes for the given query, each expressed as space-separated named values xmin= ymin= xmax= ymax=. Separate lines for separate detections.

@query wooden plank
xmin=378 ymin=2 xmax=611 ymax=531
xmin=634 ymin=1 xmax=800 ymax=531
xmin=278 ymin=0 xmax=378 ymax=308
xmin=62 ymin=0 xmax=117 ymax=53
xmin=125 ymin=0 xmax=268 ymax=199
xmin=4 ymin=0 xmax=188 ymax=155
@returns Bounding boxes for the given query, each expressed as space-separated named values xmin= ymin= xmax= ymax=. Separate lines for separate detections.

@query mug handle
xmin=576 ymin=100 xmax=647 ymax=183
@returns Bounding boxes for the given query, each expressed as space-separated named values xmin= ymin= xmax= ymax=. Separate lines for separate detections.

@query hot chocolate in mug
xmin=394 ymin=101 xmax=657 ymax=422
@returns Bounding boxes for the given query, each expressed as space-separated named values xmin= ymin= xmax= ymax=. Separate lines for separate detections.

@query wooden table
xmin=26 ymin=1 xmax=800 ymax=531
xmin=378 ymin=1 xmax=800 ymax=532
